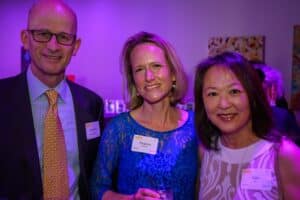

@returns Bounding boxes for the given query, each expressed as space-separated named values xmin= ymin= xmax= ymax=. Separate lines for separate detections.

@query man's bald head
xmin=27 ymin=0 xmax=78 ymax=34
xmin=21 ymin=0 xmax=81 ymax=87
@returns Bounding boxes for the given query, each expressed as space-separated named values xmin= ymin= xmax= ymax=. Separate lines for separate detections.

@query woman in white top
xmin=194 ymin=52 xmax=300 ymax=199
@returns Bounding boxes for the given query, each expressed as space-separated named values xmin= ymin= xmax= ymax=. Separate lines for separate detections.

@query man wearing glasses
xmin=0 ymin=0 xmax=104 ymax=199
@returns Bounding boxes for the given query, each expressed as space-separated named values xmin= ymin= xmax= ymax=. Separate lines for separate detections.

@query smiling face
xmin=130 ymin=43 xmax=175 ymax=106
xmin=202 ymin=65 xmax=252 ymax=136
xmin=21 ymin=0 xmax=80 ymax=87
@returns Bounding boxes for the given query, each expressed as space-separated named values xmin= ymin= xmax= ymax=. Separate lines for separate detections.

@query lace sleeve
xmin=90 ymin=116 xmax=121 ymax=199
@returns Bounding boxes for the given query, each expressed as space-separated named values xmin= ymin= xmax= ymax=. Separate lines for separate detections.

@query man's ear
xmin=72 ymin=38 xmax=81 ymax=56
xmin=21 ymin=30 xmax=30 ymax=50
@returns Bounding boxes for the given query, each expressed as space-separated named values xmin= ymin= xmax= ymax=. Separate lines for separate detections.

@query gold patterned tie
xmin=43 ymin=89 xmax=69 ymax=200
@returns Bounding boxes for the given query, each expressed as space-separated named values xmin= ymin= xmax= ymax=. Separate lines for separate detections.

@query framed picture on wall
xmin=208 ymin=35 xmax=265 ymax=62
xmin=291 ymin=25 xmax=300 ymax=110
xmin=21 ymin=46 xmax=31 ymax=72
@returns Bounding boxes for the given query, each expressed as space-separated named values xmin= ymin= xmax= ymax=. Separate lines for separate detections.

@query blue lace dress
xmin=90 ymin=111 xmax=198 ymax=200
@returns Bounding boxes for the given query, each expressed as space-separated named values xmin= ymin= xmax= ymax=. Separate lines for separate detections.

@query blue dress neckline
xmin=127 ymin=110 xmax=192 ymax=134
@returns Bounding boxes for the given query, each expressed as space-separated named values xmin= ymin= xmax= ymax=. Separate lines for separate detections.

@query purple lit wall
xmin=1 ymin=0 xmax=300 ymax=103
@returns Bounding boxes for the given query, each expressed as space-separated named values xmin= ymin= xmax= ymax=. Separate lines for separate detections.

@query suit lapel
xmin=67 ymin=81 xmax=103 ymax=199
xmin=13 ymin=73 xmax=43 ymax=196
xmin=68 ymin=81 xmax=88 ymax=158
xmin=67 ymin=81 xmax=89 ymax=195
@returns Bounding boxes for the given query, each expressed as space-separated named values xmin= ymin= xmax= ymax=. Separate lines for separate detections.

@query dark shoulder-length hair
xmin=120 ymin=31 xmax=187 ymax=110
xmin=194 ymin=52 xmax=277 ymax=150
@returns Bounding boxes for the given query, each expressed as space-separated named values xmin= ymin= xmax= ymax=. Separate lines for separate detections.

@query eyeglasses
xmin=27 ymin=29 xmax=76 ymax=46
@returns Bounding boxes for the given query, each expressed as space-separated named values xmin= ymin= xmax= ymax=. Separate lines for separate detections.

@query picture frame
xmin=291 ymin=25 xmax=300 ymax=109
xmin=208 ymin=35 xmax=265 ymax=62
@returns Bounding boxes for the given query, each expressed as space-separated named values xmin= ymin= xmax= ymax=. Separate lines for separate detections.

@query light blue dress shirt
xmin=27 ymin=68 xmax=80 ymax=200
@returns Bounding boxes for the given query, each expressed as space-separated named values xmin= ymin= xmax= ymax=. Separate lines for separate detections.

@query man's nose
xmin=46 ymin=35 xmax=60 ymax=50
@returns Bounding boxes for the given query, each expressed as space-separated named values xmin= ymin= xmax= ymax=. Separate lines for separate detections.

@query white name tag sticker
xmin=85 ymin=121 xmax=101 ymax=140
xmin=131 ymin=135 xmax=158 ymax=155
xmin=241 ymin=168 xmax=275 ymax=191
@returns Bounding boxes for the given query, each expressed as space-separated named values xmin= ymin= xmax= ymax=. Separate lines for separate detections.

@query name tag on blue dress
xmin=131 ymin=135 xmax=158 ymax=155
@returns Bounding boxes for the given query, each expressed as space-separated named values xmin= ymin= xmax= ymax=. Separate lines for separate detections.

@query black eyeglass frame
xmin=27 ymin=29 xmax=77 ymax=46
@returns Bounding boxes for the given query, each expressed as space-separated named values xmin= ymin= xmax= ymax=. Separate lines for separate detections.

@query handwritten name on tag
xmin=241 ymin=168 xmax=275 ymax=191
xmin=131 ymin=135 xmax=158 ymax=155
xmin=85 ymin=121 xmax=101 ymax=140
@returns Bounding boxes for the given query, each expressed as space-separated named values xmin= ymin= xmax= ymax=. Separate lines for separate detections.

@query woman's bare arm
xmin=278 ymin=139 xmax=300 ymax=199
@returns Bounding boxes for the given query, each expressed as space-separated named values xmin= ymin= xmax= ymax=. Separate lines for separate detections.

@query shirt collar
xmin=27 ymin=66 xmax=68 ymax=103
